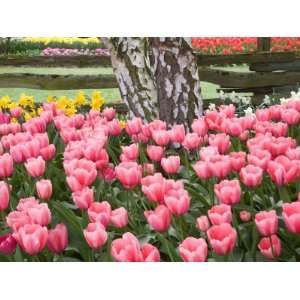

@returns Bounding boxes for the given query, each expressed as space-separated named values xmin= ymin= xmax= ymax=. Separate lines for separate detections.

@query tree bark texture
xmin=102 ymin=37 xmax=158 ymax=121
xmin=102 ymin=37 xmax=202 ymax=127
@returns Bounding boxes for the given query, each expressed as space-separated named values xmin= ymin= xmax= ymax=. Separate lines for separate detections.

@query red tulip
xmin=0 ymin=233 xmax=17 ymax=255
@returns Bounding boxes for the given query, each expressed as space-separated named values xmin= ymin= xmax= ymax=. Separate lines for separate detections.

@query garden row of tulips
xmin=1 ymin=97 xmax=300 ymax=261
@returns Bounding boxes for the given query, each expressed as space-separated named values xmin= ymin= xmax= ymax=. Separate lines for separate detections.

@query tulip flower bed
xmin=2 ymin=94 xmax=300 ymax=262
xmin=192 ymin=37 xmax=300 ymax=54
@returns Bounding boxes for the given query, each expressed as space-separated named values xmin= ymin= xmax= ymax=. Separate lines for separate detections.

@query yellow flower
xmin=10 ymin=118 xmax=18 ymax=123
xmin=0 ymin=96 xmax=12 ymax=109
xmin=19 ymin=94 xmax=34 ymax=108
xmin=8 ymin=102 xmax=18 ymax=110
xmin=24 ymin=112 xmax=32 ymax=121
xmin=57 ymin=96 xmax=70 ymax=110
xmin=119 ymin=120 xmax=126 ymax=129
xmin=47 ymin=95 xmax=56 ymax=103
xmin=74 ymin=91 xmax=87 ymax=107
xmin=37 ymin=107 xmax=44 ymax=116
xmin=65 ymin=106 xmax=77 ymax=116
xmin=91 ymin=91 xmax=105 ymax=110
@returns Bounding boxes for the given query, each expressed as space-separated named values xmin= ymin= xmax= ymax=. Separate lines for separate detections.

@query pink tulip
xmin=102 ymin=107 xmax=116 ymax=121
xmin=164 ymin=188 xmax=190 ymax=215
xmin=208 ymin=133 xmax=231 ymax=154
xmin=27 ymin=203 xmax=52 ymax=226
xmin=6 ymin=211 xmax=31 ymax=232
xmin=110 ymin=207 xmax=128 ymax=228
xmin=0 ymin=153 xmax=13 ymax=177
xmin=115 ymin=162 xmax=142 ymax=189
xmin=47 ymin=223 xmax=68 ymax=254
xmin=111 ymin=232 xmax=143 ymax=262
xmin=255 ymin=210 xmax=278 ymax=236
xmin=15 ymin=224 xmax=48 ymax=255
xmin=199 ymin=146 xmax=219 ymax=161
xmin=192 ymin=118 xmax=208 ymax=137
xmin=239 ymin=164 xmax=263 ymax=187
xmin=207 ymin=155 xmax=231 ymax=178
xmin=182 ymin=133 xmax=202 ymax=150
xmin=16 ymin=197 xmax=39 ymax=211
xmin=141 ymin=173 xmax=166 ymax=203
xmin=196 ymin=215 xmax=210 ymax=232
xmin=87 ymin=201 xmax=111 ymax=227
xmin=144 ymin=205 xmax=171 ymax=232
xmin=0 ymin=233 xmax=17 ymax=255
xmin=256 ymin=108 xmax=271 ymax=122
xmin=108 ymin=119 xmax=122 ymax=136
xmin=258 ymin=235 xmax=281 ymax=260
xmin=141 ymin=243 xmax=160 ymax=262
xmin=207 ymin=223 xmax=237 ymax=256
xmin=125 ymin=118 xmax=142 ymax=136
xmin=208 ymin=204 xmax=232 ymax=225
xmin=282 ymin=202 xmax=300 ymax=233
xmin=169 ymin=125 xmax=185 ymax=144
xmin=229 ymin=151 xmax=246 ymax=172
xmin=193 ymin=160 xmax=212 ymax=180
xmin=179 ymin=237 xmax=208 ymax=262
xmin=146 ymin=145 xmax=164 ymax=162
xmin=40 ymin=144 xmax=56 ymax=161
xmin=281 ymin=108 xmax=300 ymax=125
xmin=25 ymin=156 xmax=45 ymax=177
xmin=121 ymin=143 xmax=139 ymax=161
xmin=36 ymin=179 xmax=52 ymax=201
xmin=161 ymin=156 xmax=180 ymax=174
xmin=152 ymin=129 xmax=170 ymax=146
xmin=0 ymin=181 xmax=9 ymax=211
xmin=10 ymin=107 xmax=22 ymax=118
xmin=247 ymin=149 xmax=271 ymax=171
xmin=214 ymin=179 xmax=241 ymax=205
xmin=83 ymin=222 xmax=108 ymax=250
xmin=240 ymin=210 xmax=251 ymax=222
xmin=72 ymin=187 xmax=94 ymax=210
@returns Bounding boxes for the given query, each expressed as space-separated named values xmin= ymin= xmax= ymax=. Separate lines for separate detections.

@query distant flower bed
xmin=192 ymin=37 xmax=300 ymax=55
xmin=41 ymin=48 xmax=110 ymax=56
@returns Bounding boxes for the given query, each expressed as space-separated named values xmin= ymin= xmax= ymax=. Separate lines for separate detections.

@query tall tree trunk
xmin=102 ymin=37 xmax=158 ymax=121
xmin=149 ymin=37 xmax=202 ymax=128
xmin=102 ymin=37 xmax=202 ymax=128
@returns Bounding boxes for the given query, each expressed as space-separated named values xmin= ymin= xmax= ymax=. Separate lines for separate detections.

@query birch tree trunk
xmin=102 ymin=37 xmax=158 ymax=121
xmin=102 ymin=37 xmax=202 ymax=127
xmin=149 ymin=37 xmax=202 ymax=128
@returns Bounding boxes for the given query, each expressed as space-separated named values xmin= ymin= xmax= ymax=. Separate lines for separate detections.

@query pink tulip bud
xmin=115 ymin=162 xmax=142 ymax=189
xmin=182 ymin=133 xmax=202 ymax=150
xmin=240 ymin=210 xmax=251 ymax=222
xmin=282 ymin=202 xmax=300 ymax=233
xmin=164 ymin=188 xmax=190 ymax=215
xmin=141 ymin=243 xmax=160 ymax=262
xmin=152 ymin=129 xmax=170 ymax=146
xmin=40 ymin=144 xmax=56 ymax=161
xmin=47 ymin=223 xmax=68 ymax=254
xmin=179 ymin=237 xmax=208 ymax=262
xmin=240 ymin=164 xmax=263 ymax=187
xmin=196 ymin=216 xmax=210 ymax=232
xmin=169 ymin=124 xmax=185 ymax=144
xmin=36 ymin=179 xmax=52 ymax=201
xmin=0 ymin=181 xmax=9 ymax=211
xmin=102 ymin=107 xmax=116 ymax=121
xmin=83 ymin=222 xmax=108 ymax=250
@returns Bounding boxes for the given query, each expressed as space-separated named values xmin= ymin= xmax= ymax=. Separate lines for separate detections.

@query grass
xmin=0 ymin=65 xmax=251 ymax=102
